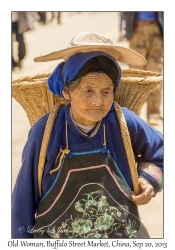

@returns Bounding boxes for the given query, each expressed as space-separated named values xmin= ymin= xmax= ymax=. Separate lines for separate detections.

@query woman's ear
xmin=62 ymin=88 xmax=70 ymax=100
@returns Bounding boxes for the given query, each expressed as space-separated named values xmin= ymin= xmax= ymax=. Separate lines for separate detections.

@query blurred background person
xmin=122 ymin=12 xmax=163 ymax=125
xmin=12 ymin=12 xmax=26 ymax=70
xmin=118 ymin=12 xmax=126 ymax=41
xmin=38 ymin=11 xmax=46 ymax=25
xmin=50 ymin=12 xmax=61 ymax=24
xmin=12 ymin=11 xmax=40 ymax=71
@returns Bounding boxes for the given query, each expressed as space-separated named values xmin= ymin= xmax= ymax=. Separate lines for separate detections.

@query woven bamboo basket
xmin=12 ymin=68 xmax=163 ymax=196
xmin=12 ymin=68 xmax=163 ymax=126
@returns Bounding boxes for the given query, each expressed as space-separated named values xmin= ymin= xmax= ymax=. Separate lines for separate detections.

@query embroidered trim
xmin=37 ymin=183 xmax=142 ymax=239
xmin=46 ymin=191 xmax=138 ymax=238
xmin=40 ymin=160 xmax=65 ymax=203
xmin=73 ymin=150 xmax=130 ymax=190
xmin=37 ymin=164 xmax=131 ymax=218
xmin=40 ymin=149 xmax=130 ymax=203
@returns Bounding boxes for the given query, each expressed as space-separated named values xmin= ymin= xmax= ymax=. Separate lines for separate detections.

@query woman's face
xmin=62 ymin=73 xmax=114 ymax=126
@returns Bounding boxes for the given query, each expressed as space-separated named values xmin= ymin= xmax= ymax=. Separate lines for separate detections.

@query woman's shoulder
xmin=29 ymin=113 xmax=49 ymax=136
xmin=120 ymin=107 xmax=149 ymax=129
xmin=121 ymin=107 xmax=138 ymax=121
xmin=28 ymin=106 xmax=66 ymax=140
xmin=107 ymin=105 xmax=147 ymax=129
xmin=108 ymin=105 xmax=137 ymax=121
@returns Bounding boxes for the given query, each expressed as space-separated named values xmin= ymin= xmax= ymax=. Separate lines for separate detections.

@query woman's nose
xmin=92 ymin=93 xmax=103 ymax=106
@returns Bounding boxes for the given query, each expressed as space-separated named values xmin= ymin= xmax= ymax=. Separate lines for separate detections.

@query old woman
xmin=12 ymin=32 xmax=163 ymax=239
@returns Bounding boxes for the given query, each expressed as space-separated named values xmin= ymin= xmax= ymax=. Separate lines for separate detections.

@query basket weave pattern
xmin=12 ymin=74 xmax=67 ymax=126
xmin=114 ymin=102 xmax=140 ymax=195
xmin=12 ymin=69 xmax=163 ymax=196
xmin=37 ymin=104 xmax=65 ymax=197
xmin=116 ymin=69 xmax=163 ymax=115
xmin=12 ymin=69 xmax=163 ymax=126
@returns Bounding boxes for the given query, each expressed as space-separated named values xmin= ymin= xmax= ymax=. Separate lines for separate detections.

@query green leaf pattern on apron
xmin=47 ymin=191 xmax=138 ymax=238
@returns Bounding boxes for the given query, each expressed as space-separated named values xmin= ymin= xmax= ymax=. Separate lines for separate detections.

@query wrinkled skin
xmin=62 ymin=73 xmax=156 ymax=205
xmin=62 ymin=73 xmax=114 ymax=126
xmin=130 ymin=161 xmax=163 ymax=205
xmin=130 ymin=178 xmax=155 ymax=205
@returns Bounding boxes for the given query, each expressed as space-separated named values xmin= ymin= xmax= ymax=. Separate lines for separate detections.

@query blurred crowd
xmin=12 ymin=11 xmax=163 ymax=126
xmin=38 ymin=11 xmax=61 ymax=25
xmin=12 ymin=12 xmax=62 ymax=71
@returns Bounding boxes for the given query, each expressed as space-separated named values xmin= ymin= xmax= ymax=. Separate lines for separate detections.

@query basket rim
xmin=12 ymin=68 xmax=163 ymax=127
xmin=12 ymin=69 xmax=163 ymax=86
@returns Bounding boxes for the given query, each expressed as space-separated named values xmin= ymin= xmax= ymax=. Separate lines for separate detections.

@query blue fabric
xmin=138 ymin=170 xmax=160 ymax=196
xmin=122 ymin=12 xmax=163 ymax=40
xmin=12 ymin=105 xmax=163 ymax=238
xmin=136 ymin=12 xmax=156 ymax=22
xmin=47 ymin=52 xmax=122 ymax=98
xmin=47 ymin=62 xmax=65 ymax=98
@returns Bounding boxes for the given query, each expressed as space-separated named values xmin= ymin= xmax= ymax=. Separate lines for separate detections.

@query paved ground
xmin=12 ymin=12 xmax=163 ymax=238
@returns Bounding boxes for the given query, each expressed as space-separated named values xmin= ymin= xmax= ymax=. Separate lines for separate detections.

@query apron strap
xmin=114 ymin=101 xmax=140 ymax=195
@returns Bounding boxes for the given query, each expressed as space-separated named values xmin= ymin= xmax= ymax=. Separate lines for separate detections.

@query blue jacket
xmin=12 ymin=104 xmax=163 ymax=238
xmin=122 ymin=11 xmax=164 ymax=40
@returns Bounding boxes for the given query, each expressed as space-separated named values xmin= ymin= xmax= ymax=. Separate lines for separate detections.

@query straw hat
xmin=34 ymin=31 xmax=146 ymax=66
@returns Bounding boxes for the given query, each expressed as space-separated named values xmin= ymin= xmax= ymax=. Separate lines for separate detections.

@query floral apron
xmin=34 ymin=121 xmax=150 ymax=239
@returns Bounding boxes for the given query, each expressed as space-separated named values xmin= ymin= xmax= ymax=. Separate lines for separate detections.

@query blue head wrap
xmin=48 ymin=51 xmax=122 ymax=98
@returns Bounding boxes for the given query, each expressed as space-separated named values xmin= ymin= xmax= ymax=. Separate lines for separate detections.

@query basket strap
xmin=114 ymin=102 xmax=140 ymax=195
xmin=37 ymin=102 xmax=140 ymax=197
xmin=37 ymin=103 xmax=65 ymax=197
